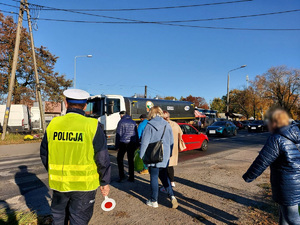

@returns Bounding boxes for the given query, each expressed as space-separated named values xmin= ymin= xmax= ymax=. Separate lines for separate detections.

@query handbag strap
xmin=160 ymin=125 xmax=167 ymax=141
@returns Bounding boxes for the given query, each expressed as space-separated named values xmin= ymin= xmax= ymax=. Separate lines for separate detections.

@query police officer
xmin=40 ymin=89 xmax=111 ymax=225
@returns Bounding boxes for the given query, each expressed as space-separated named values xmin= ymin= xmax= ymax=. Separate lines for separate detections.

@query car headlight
xmin=258 ymin=125 xmax=261 ymax=127
xmin=217 ymin=127 xmax=222 ymax=131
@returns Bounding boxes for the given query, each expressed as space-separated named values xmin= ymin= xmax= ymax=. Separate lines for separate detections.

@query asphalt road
xmin=0 ymin=130 xmax=270 ymax=215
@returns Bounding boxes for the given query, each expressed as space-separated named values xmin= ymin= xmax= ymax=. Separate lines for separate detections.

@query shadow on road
xmin=14 ymin=165 xmax=51 ymax=215
xmin=109 ymin=152 xmax=239 ymax=224
xmin=175 ymin=177 xmax=272 ymax=214
xmin=135 ymin=176 xmax=239 ymax=224
xmin=0 ymin=200 xmax=17 ymax=225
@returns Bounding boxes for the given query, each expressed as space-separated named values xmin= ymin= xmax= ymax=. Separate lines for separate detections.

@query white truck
xmin=0 ymin=104 xmax=31 ymax=133
xmin=85 ymin=95 xmax=195 ymax=145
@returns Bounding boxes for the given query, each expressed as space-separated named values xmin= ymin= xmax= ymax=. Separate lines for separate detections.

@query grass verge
xmin=0 ymin=134 xmax=42 ymax=145
xmin=0 ymin=208 xmax=52 ymax=225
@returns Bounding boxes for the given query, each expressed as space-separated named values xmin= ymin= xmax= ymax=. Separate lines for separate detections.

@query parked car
xmin=0 ymin=105 xmax=31 ymax=133
xmin=233 ymin=121 xmax=244 ymax=129
xmin=178 ymin=123 xmax=209 ymax=151
xmin=240 ymin=121 xmax=250 ymax=127
xmin=0 ymin=123 xmax=2 ymax=133
xmin=247 ymin=120 xmax=268 ymax=132
xmin=206 ymin=121 xmax=237 ymax=136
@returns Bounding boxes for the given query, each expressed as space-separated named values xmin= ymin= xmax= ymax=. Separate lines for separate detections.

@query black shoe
xmin=127 ymin=178 xmax=135 ymax=182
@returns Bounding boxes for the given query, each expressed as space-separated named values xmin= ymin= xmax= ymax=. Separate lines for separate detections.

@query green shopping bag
xmin=134 ymin=149 xmax=144 ymax=172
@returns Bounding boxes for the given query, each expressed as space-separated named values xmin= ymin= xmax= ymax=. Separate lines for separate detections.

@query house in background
xmin=31 ymin=101 xmax=64 ymax=129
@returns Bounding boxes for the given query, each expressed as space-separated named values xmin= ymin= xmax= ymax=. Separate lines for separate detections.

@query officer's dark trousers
xmin=51 ymin=190 xmax=97 ymax=225
xmin=117 ymin=142 xmax=136 ymax=180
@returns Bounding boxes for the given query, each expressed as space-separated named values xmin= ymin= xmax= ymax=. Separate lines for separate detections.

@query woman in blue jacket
xmin=140 ymin=106 xmax=178 ymax=209
xmin=243 ymin=109 xmax=300 ymax=225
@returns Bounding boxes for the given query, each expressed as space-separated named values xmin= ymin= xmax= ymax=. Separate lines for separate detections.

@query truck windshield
xmin=85 ymin=98 xmax=105 ymax=117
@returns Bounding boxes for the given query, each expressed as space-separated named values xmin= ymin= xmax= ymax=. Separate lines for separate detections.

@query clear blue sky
xmin=1 ymin=0 xmax=300 ymax=104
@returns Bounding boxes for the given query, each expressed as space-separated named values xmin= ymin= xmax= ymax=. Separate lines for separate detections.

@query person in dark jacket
xmin=243 ymin=109 xmax=300 ymax=225
xmin=116 ymin=111 xmax=139 ymax=182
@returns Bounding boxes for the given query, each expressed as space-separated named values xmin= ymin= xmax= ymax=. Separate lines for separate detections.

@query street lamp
xmin=74 ymin=55 xmax=92 ymax=88
xmin=226 ymin=65 xmax=247 ymax=115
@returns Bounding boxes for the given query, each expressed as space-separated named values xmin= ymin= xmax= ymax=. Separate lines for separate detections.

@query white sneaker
xmin=171 ymin=196 xmax=179 ymax=209
xmin=171 ymin=182 xmax=175 ymax=187
xmin=146 ymin=200 xmax=158 ymax=208
xmin=160 ymin=187 xmax=168 ymax=194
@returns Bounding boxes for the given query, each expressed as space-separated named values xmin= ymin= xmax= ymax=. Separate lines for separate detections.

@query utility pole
xmin=144 ymin=85 xmax=147 ymax=98
xmin=1 ymin=0 xmax=25 ymax=140
xmin=226 ymin=72 xmax=230 ymax=114
xmin=24 ymin=0 xmax=46 ymax=133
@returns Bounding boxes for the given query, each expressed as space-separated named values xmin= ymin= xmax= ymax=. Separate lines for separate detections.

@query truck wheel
xmin=201 ymin=140 xmax=208 ymax=151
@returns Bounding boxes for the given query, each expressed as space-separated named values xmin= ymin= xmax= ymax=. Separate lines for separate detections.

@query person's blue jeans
xmin=279 ymin=204 xmax=300 ymax=225
xmin=148 ymin=167 xmax=174 ymax=202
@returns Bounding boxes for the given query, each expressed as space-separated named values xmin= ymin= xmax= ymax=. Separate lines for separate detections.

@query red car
xmin=233 ymin=121 xmax=244 ymax=129
xmin=178 ymin=123 xmax=209 ymax=151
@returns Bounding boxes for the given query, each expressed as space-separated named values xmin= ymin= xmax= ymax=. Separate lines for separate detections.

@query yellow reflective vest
xmin=47 ymin=113 xmax=99 ymax=192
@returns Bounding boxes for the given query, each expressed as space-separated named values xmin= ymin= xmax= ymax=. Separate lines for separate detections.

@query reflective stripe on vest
xmin=49 ymin=174 xmax=99 ymax=182
xmin=47 ymin=113 xmax=99 ymax=192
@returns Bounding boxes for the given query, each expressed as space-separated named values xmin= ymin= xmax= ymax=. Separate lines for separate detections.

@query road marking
xmin=0 ymin=157 xmax=40 ymax=165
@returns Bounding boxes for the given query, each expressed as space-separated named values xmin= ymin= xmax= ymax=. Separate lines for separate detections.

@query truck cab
xmin=85 ymin=95 xmax=126 ymax=145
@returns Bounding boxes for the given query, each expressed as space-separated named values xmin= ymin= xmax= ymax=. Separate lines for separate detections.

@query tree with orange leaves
xmin=252 ymin=66 xmax=300 ymax=118
xmin=0 ymin=13 xmax=72 ymax=105
xmin=181 ymin=95 xmax=209 ymax=109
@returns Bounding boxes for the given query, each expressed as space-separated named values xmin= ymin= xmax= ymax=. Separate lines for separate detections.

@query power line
xmin=2 ymin=3 xmax=300 ymax=31
xmin=6 ymin=0 xmax=255 ymax=24
xmin=2 ymin=2 xmax=300 ymax=24
xmin=30 ymin=9 xmax=300 ymax=24
xmin=148 ymin=86 xmax=166 ymax=96
xmin=7 ymin=0 xmax=253 ymax=12
xmin=0 ymin=2 xmax=20 ymax=8
xmin=2 ymin=9 xmax=299 ymax=30
xmin=156 ymin=9 xmax=300 ymax=23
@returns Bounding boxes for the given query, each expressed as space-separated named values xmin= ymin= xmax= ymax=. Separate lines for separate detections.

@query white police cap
xmin=63 ymin=89 xmax=90 ymax=104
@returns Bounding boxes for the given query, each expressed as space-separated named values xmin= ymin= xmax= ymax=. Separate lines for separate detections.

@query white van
xmin=0 ymin=105 xmax=31 ymax=133
xmin=30 ymin=106 xmax=41 ymax=130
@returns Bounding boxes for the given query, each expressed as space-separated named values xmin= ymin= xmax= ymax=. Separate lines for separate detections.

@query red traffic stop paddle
xmin=101 ymin=196 xmax=116 ymax=212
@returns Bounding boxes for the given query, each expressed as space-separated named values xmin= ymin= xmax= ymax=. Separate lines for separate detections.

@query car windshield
xmin=211 ymin=122 xmax=226 ymax=126
xmin=251 ymin=120 xmax=263 ymax=125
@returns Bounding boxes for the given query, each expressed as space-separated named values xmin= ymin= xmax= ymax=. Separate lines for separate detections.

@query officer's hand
xmin=100 ymin=185 xmax=110 ymax=197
